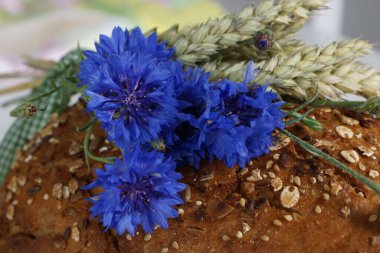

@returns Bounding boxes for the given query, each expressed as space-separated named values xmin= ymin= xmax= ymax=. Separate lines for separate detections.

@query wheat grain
xmin=203 ymin=39 xmax=374 ymax=100
xmin=328 ymin=62 xmax=380 ymax=97
xmin=157 ymin=0 xmax=327 ymax=65
xmin=215 ymin=0 xmax=327 ymax=63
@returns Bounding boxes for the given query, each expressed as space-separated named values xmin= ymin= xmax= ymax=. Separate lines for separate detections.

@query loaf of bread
xmin=1 ymin=102 xmax=380 ymax=253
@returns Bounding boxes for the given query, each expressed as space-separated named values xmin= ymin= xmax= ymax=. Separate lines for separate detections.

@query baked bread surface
xmin=1 ymin=103 xmax=380 ymax=253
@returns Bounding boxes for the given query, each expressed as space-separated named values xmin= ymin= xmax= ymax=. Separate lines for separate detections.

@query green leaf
xmin=286 ymin=110 xmax=323 ymax=131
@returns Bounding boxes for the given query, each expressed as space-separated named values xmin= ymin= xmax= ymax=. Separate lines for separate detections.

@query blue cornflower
xmin=175 ymin=68 xmax=217 ymax=118
xmin=166 ymin=68 xmax=218 ymax=167
xmin=241 ymin=84 xmax=285 ymax=159
xmin=198 ymin=112 xmax=251 ymax=168
xmin=167 ymin=118 xmax=206 ymax=168
xmin=83 ymin=149 xmax=186 ymax=236
xmin=78 ymin=27 xmax=182 ymax=148
xmin=170 ymin=62 xmax=285 ymax=169
xmin=209 ymin=62 xmax=285 ymax=164
xmin=79 ymin=27 xmax=286 ymax=237
xmin=78 ymin=26 xmax=173 ymax=87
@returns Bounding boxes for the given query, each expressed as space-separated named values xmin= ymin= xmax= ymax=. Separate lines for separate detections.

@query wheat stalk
xmin=204 ymin=39 xmax=374 ymax=100
xmin=157 ymin=0 xmax=327 ymax=65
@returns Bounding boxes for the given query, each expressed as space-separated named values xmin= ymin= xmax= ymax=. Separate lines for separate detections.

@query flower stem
xmin=77 ymin=117 xmax=97 ymax=132
xmin=280 ymin=128 xmax=380 ymax=195
xmin=311 ymin=97 xmax=380 ymax=116
xmin=312 ymin=99 xmax=363 ymax=108
xmin=56 ymin=79 xmax=88 ymax=99
xmin=83 ymin=119 xmax=116 ymax=174
xmin=286 ymin=111 xmax=323 ymax=131
xmin=285 ymin=108 xmax=314 ymax=126
xmin=283 ymin=86 xmax=323 ymax=131
xmin=23 ymin=86 xmax=61 ymax=102
xmin=286 ymin=86 xmax=319 ymax=115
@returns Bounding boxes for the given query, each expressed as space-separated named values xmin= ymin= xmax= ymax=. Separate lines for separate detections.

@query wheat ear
xmin=321 ymin=62 xmax=380 ymax=98
xmin=203 ymin=39 xmax=374 ymax=100
xmin=157 ymin=0 xmax=327 ymax=65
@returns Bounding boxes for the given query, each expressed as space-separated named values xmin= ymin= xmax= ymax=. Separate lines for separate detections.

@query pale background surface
xmin=0 ymin=0 xmax=224 ymax=140
xmin=0 ymin=0 xmax=379 ymax=141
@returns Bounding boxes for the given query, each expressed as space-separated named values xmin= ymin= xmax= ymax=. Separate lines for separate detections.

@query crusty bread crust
xmin=1 ymin=103 xmax=380 ymax=253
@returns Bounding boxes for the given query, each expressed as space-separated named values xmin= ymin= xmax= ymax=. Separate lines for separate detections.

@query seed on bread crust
xmin=336 ymin=126 xmax=353 ymax=139
xmin=280 ymin=186 xmax=300 ymax=208
xmin=340 ymin=150 xmax=360 ymax=163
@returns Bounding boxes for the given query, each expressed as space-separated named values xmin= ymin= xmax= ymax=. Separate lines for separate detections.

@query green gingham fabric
xmin=0 ymin=87 xmax=66 ymax=185
xmin=0 ymin=50 xmax=82 ymax=185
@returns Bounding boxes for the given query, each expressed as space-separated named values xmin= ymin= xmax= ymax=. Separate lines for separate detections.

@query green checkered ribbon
xmin=0 ymin=50 xmax=83 ymax=185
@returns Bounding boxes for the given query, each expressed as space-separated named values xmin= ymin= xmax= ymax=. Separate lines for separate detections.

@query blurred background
xmin=0 ymin=0 xmax=379 ymax=140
